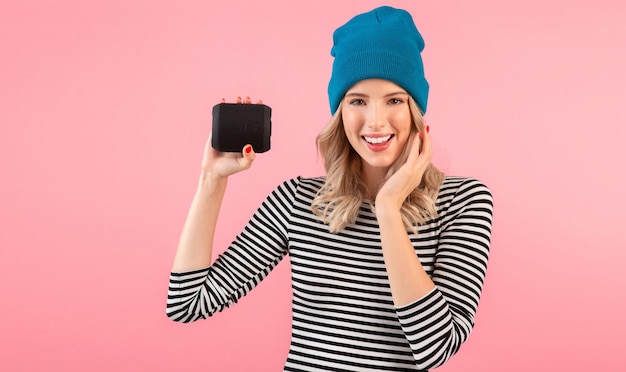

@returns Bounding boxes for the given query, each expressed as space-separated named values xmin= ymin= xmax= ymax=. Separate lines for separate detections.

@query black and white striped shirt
xmin=167 ymin=176 xmax=493 ymax=371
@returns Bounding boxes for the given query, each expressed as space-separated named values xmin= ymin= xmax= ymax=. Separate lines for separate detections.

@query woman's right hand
xmin=200 ymin=96 xmax=261 ymax=178
xmin=175 ymin=96 xmax=262 ymax=272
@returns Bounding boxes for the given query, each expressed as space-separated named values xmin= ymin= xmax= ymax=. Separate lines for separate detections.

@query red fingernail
xmin=426 ymin=125 xmax=430 ymax=133
xmin=245 ymin=146 xmax=252 ymax=153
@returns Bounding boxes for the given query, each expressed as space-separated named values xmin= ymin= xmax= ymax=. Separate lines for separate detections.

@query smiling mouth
xmin=363 ymin=135 xmax=393 ymax=144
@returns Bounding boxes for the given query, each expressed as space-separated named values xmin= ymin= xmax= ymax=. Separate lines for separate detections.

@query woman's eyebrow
xmin=345 ymin=92 xmax=368 ymax=97
xmin=345 ymin=91 xmax=407 ymax=98
xmin=384 ymin=91 xmax=409 ymax=97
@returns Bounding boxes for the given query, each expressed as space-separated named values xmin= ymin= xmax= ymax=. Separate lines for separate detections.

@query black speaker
xmin=211 ymin=103 xmax=272 ymax=153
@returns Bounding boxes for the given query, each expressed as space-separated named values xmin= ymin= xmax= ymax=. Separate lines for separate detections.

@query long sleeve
xmin=166 ymin=178 xmax=298 ymax=323
xmin=395 ymin=178 xmax=493 ymax=369
xmin=166 ymin=176 xmax=494 ymax=371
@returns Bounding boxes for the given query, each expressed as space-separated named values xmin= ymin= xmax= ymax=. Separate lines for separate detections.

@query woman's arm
xmin=375 ymin=129 xmax=434 ymax=306
xmin=377 ymin=128 xmax=494 ymax=368
xmin=376 ymin=205 xmax=436 ymax=305
xmin=167 ymin=178 xmax=297 ymax=322
xmin=394 ymin=179 xmax=493 ymax=369
xmin=171 ymin=97 xmax=258 ymax=272
xmin=171 ymin=171 xmax=229 ymax=272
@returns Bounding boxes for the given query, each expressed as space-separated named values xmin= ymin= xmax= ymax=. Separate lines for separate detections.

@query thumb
xmin=239 ymin=144 xmax=256 ymax=169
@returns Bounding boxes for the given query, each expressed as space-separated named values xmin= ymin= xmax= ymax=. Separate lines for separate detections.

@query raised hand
xmin=375 ymin=126 xmax=431 ymax=211
xmin=200 ymin=96 xmax=263 ymax=178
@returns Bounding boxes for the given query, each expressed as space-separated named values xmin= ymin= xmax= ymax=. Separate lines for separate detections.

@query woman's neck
xmin=361 ymin=165 xmax=387 ymax=199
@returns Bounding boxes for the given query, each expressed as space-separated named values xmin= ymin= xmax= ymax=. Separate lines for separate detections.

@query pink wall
xmin=2 ymin=0 xmax=625 ymax=371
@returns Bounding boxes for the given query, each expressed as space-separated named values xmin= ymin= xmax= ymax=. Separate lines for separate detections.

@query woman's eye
xmin=389 ymin=98 xmax=404 ymax=104
xmin=349 ymin=99 xmax=365 ymax=105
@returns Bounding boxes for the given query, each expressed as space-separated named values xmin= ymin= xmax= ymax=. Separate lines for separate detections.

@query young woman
xmin=167 ymin=6 xmax=493 ymax=371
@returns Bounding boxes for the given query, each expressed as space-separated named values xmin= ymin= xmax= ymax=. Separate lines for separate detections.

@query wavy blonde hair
xmin=311 ymin=97 xmax=445 ymax=233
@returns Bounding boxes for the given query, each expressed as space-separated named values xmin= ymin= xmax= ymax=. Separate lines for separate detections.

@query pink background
xmin=2 ymin=0 xmax=625 ymax=371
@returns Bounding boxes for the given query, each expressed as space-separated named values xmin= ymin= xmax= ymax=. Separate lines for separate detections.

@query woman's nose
xmin=368 ymin=106 xmax=385 ymax=128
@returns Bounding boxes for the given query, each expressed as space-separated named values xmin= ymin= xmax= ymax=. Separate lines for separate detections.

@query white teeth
xmin=364 ymin=135 xmax=392 ymax=144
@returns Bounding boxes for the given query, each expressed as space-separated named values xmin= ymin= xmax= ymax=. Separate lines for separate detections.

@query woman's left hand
xmin=375 ymin=126 xmax=432 ymax=211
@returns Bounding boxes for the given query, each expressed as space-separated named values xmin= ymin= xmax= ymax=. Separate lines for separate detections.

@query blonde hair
xmin=311 ymin=97 xmax=445 ymax=233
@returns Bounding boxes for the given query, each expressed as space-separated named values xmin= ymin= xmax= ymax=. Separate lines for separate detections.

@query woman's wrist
xmin=375 ymin=201 xmax=403 ymax=222
xmin=198 ymin=170 xmax=228 ymax=192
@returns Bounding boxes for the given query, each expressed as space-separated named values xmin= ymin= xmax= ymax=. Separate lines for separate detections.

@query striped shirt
xmin=167 ymin=176 xmax=493 ymax=371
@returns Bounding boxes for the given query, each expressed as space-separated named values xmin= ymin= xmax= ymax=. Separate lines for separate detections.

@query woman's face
xmin=341 ymin=78 xmax=413 ymax=180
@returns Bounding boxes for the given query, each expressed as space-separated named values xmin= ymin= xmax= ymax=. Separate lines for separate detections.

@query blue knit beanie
xmin=328 ymin=6 xmax=429 ymax=115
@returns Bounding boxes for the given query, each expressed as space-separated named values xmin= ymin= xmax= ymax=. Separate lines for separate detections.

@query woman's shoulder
xmin=440 ymin=175 xmax=491 ymax=192
xmin=435 ymin=176 xmax=494 ymax=237
xmin=437 ymin=176 xmax=493 ymax=207
xmin=272 ymin=176 xmax=326 ymax=198
xmin=274 ymin=176 xmax=325 ymax=188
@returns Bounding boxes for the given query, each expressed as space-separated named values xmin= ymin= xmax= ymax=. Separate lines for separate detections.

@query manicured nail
xmin=426 ymin=125 xmax=430 ymax=133
xmin=245 ymin=145 xmax=252 ymax=153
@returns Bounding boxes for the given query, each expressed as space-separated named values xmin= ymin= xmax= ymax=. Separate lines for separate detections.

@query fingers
xmin=222 ymin=96 xmax=263 ymax=104
xmin=203 ymin=131 xmax=216 ymax=156
xmin=406 ymin=131 xmax=424 ymax=164
xmin=201 ymin=132 xmax=217 ymax=172
xmin=400 ymin=134 xmax=426 ymax=169
xmin=418 ymin=126 xmax=432 ymax=160
xmin=404 ymin=126 xmax=432 ymax=175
